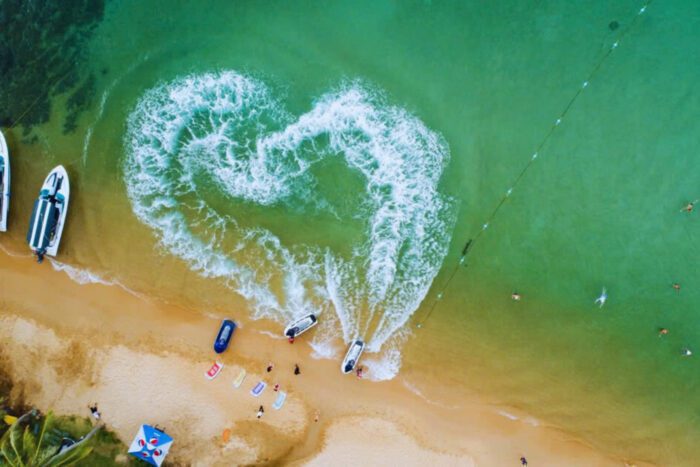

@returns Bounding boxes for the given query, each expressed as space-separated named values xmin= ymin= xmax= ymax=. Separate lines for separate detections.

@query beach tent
xmin=128 ymin=425 xmax=173 ymax=466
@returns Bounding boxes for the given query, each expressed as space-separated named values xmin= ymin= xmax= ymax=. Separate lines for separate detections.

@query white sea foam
xmin=49 ymin=259 xmax=115 ymax=286
xmin=0 ymin=243 xmax=32 ymax=258
xmin=49 ymin=259 xmax=145 ymax=300
xmin=124 ymin=71 xmax=455 ymax=380
xmin=401 ymin=379 xmax=461 ymax=409
xmin=256 ymin=329 xmax=284 ymax=340
xmin=497 ymin=410 xmax=540 ymax=427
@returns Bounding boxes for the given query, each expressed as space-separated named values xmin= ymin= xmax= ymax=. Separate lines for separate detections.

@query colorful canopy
xmin=128 ymin=425 xmax=173 ymax=466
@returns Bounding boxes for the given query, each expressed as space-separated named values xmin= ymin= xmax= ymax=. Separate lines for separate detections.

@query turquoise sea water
xmin=2 ymin=0 xmax=700 ymax=463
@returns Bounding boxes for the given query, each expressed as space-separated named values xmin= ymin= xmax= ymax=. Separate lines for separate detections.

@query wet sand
xmin=0 ymin=247 xmax=642 ymax=466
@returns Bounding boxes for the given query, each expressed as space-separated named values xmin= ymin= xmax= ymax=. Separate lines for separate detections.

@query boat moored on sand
xmin=341 ymin=339 xmax=364 ymax=374
xmin=0 ymin=130 xmax=9 ymax=232
xmin=26 ymin=165 xmax=70 ymax=261
xmin=284 ymin=313 xmax=318 ymax=340
xmin=213 ymin=319 xmax=236 ymax=353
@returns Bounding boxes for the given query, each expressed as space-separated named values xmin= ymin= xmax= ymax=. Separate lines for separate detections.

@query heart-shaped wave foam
xmin=124 ymin=71 xmax=455 ymax=379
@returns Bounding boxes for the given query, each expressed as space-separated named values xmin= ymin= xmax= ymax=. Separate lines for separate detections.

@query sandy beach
xmin=0 ymin=246 xmax=641 ymax=466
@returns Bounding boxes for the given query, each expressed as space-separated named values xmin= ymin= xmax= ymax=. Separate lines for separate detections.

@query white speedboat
xmin=284 ymin=313 xmax=318 ymax=339
xmin=0 ymin=130 xmax=9 ymax=232
xmin=341 ymin=339 xmax=364 ymax=374
xmin=27 ymin=165 xmax=70 ymax=260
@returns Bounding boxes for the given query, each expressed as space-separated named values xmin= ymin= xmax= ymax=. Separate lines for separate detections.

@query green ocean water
xmin=2 ymin=0 xmax=700 ymax=464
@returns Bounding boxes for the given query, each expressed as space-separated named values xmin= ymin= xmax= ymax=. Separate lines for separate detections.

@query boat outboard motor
xmin=344 ymin=359 xmax=355 ymax=373
xmin=286 ymin=326 xmax=299 ymax=338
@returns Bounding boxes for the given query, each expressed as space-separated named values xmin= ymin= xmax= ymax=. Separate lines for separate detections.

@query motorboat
xmin=213 ymin=319 xmax=236 ymax=353
xmin=283 ymin=313 xmax=317 ymax=339
xmin=26 ymin=165 xmax=70 ymax=260
xmin=341 ymin=339 xmax=364 ymax=374
xmin=0 ymin=130 xmax=9 ymax=232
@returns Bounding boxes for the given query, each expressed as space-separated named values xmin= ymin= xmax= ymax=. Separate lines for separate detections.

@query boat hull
xmin=341 ymin=339 xmax=365 ymax=374
xmin=0 ymin=131 xmax=9 ymax=232
xmin=283 ymin=313 xmax=318 ymax=338
xmin=27 ymin=165 xmax=70 ymax=257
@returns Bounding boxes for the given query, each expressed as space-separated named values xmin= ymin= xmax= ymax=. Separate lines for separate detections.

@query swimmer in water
xmin=682 ymin=348 xmax=693 ymax=357
xmin=658 ymin=328 xmax=669 ymax=337
xmin=511 ymin=292 xmax=522 ymax=301
xmin=594 ymin=287 xmax=607 ymax=308
xmin=681 ymin=200 xmax=698 ymax=212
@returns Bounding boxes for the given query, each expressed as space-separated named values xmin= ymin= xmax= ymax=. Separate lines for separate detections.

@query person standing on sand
xmin=266 ymin=362 xmax=274 ymax=372
xmin=520 ymin=456 xmax=528 ymax=466
xmin=257 ymin=405 xmax=264 ymax=419
xmin=314 ymin=410 xmax=320 ymax=423
xmin=288 ymin=336 xmax=295 ymax=344
xmin=356 ymin=366 xmax=363 ymax=378
xmin=294 ymin=364 xmax=300 ymax=375
xmin=273 ymin=383 xmax=280 ymax=392
xmin=88 ymin=403 xmax=101 ymax=421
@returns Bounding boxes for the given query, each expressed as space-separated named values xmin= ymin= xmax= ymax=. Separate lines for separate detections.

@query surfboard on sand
xmin=205 ymin=361 xmax=224 ymax=380
xmin=272 ymin=391 xmax=287 ymax=410
xmin=233 ymin=369 xmax=247 ymax=388
xmin=250 ymin=381 xmax=266 ymax=397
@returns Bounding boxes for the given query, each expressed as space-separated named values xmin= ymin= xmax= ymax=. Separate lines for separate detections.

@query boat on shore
xmin=341 ymin=339 xmax=364 ymax=374
xmin=0 ymin=130 xmax=9 ymax=232
xmin=213 ymin=319 xmax=236 ymax=353
xmin=26 ymin=165 xmax=70 ymax=260
xmin=284 ymin=313 xmax=317 ymax=340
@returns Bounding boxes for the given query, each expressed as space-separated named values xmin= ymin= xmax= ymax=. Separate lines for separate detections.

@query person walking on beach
xmin=266 ymin=362 xmax=274 ymax=373
xmin=356 ymin=366 xmax=363 ymax=378
xmin=294 ymin=364 xmax=300 ymax=375
xmin=88 ymin=403 xmax=101 ymax=421
xmin=273 ymin=383 xmax=280 ymax=392
xmin=520 ymin=456 xmax=528 ymax=466
xmin=257 ymin=405 xmax=264 ymax=419
xmin=594 ymin=287 xmax=607 ymax=308
xmin=314 ymin=410 xmax=320 ymax=423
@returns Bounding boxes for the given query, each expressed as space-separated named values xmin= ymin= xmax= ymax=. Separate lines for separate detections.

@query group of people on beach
xmin=255 ymin=361 xmax=303 ymax=419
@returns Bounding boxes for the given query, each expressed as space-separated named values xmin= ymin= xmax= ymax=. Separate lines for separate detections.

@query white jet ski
xmin=341 ymin=339 xmax=364 ymax=374
xmin=284 ymin=313 xmax=318 ymax=339
xmin=27 ymin=165 xmax=70 ymax=260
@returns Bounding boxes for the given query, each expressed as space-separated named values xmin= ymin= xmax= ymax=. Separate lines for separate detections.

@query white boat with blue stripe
xmin=27 ymin=165 xmax=70 ymax=260
xmin=0 ymin=130 xmax=9 ymax=232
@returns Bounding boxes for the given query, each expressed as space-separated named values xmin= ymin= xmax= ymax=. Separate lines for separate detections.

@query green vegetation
xmin=0 ymin=409 xmax=130 ymax=467
xmin=0 ymin=410 xmax=100 ymax=466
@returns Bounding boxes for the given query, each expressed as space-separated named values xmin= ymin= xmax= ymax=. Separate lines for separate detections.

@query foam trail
xmin=49 ymin=259 xmax=147 ymax=300
xmin=401 ymin=379 xmax=461 ymax=410
xmin=124 ymin=71 xmax=455 ymax=380
xmin=82 ymin=53 xmax=151 ymax=166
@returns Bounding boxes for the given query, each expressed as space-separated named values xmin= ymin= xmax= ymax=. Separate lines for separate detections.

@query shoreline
xmin=0 ymin=246 xmax=639 ymax=465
